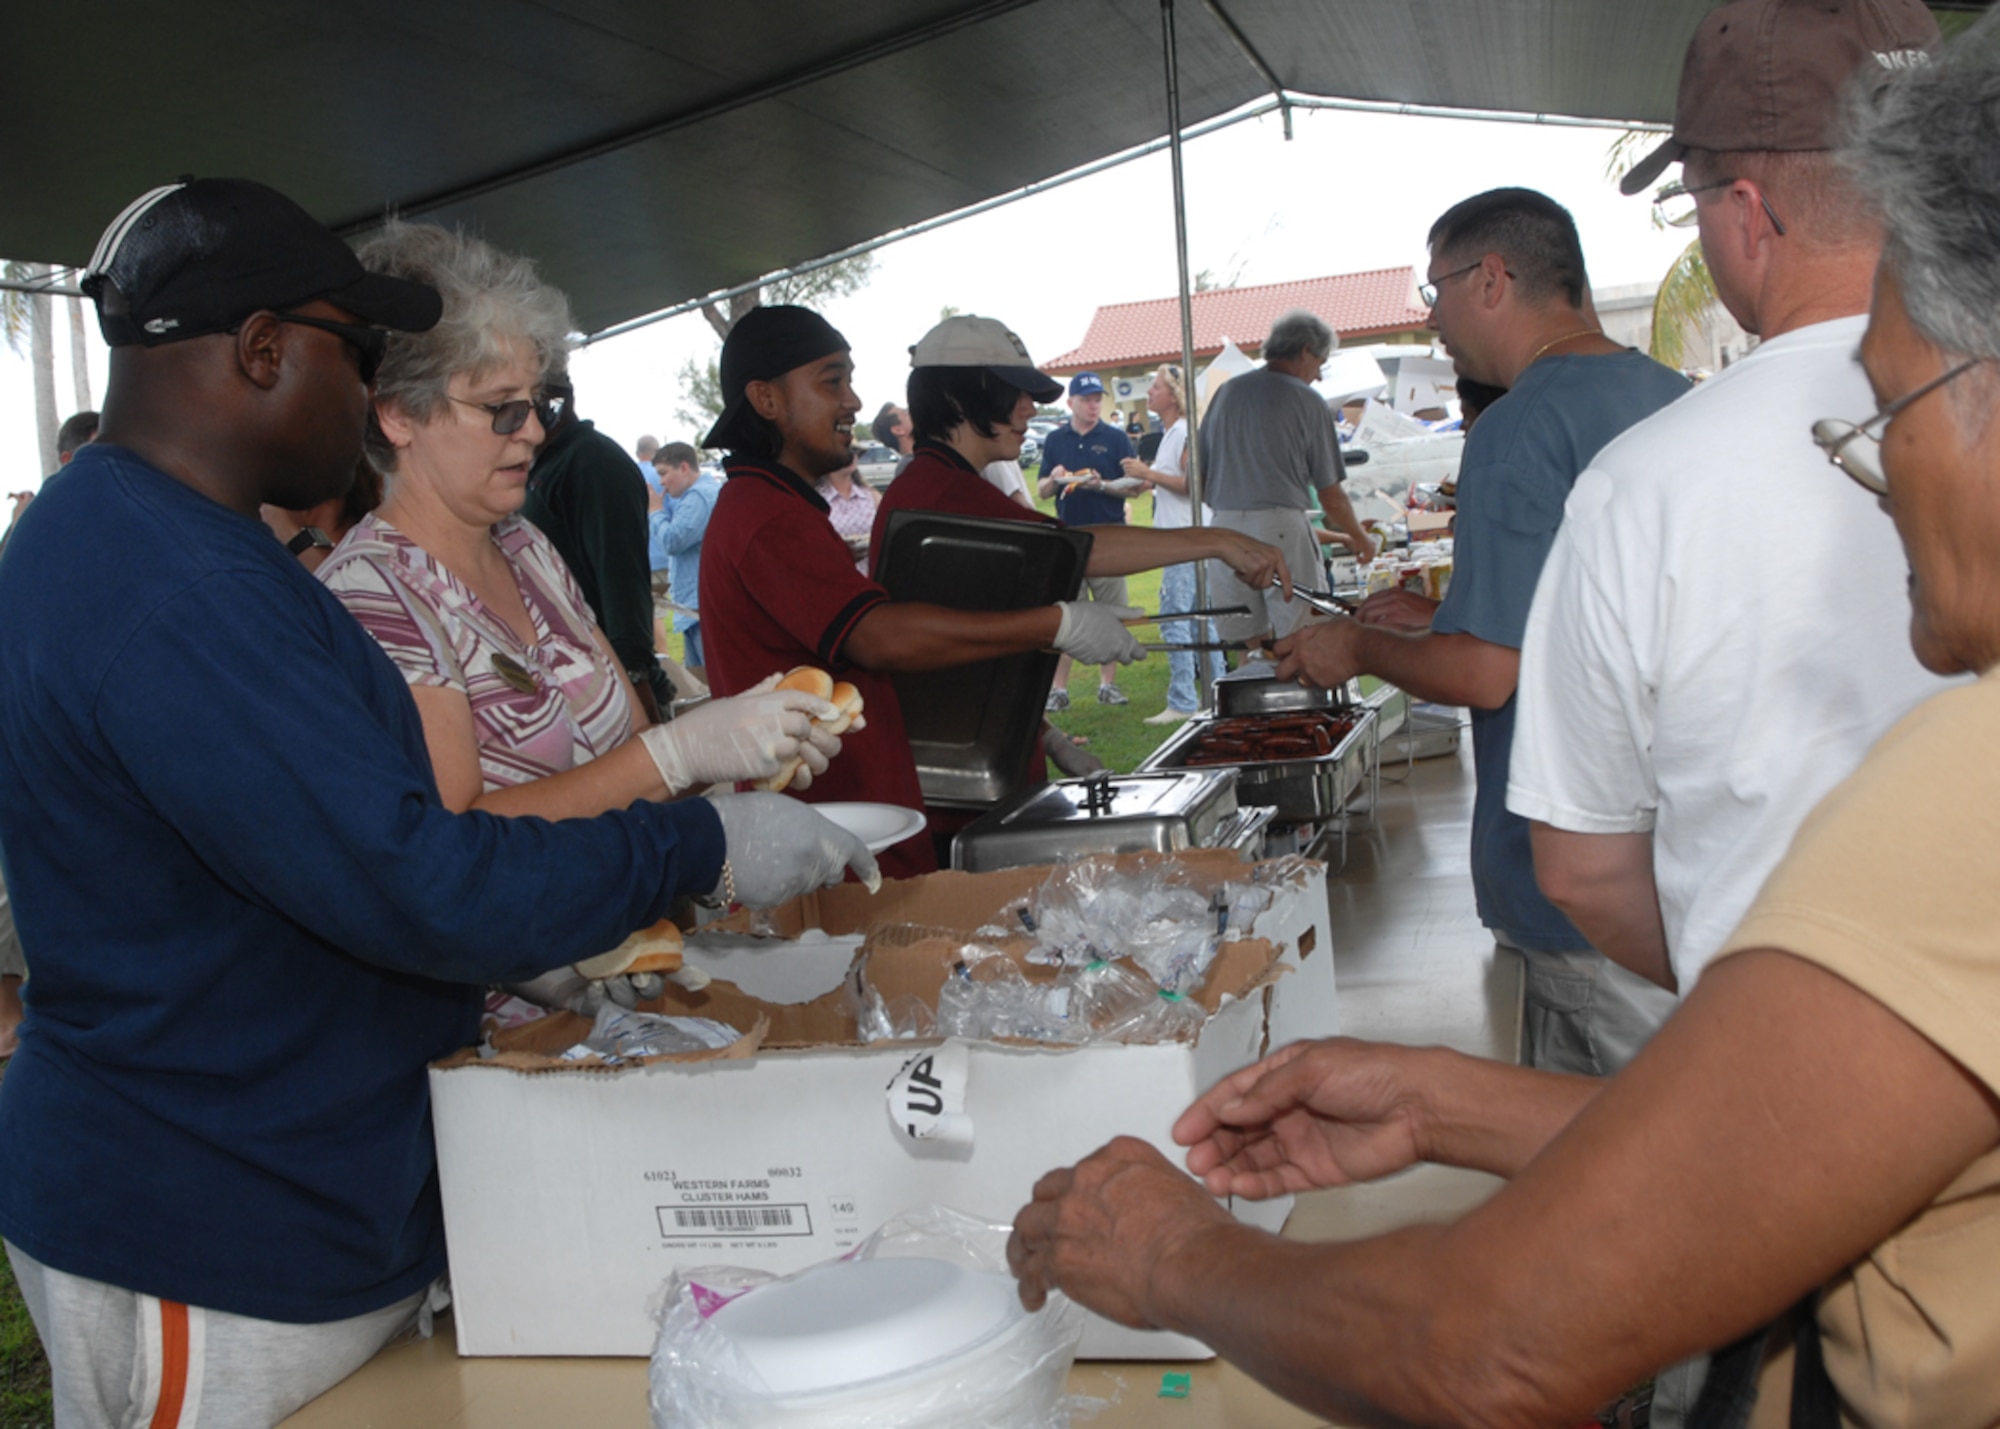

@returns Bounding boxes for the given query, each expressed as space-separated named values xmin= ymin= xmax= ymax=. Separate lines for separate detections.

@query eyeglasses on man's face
xmin=1652 ymin=177 xmax=1788 ymax=236
xmin=1419 ymin=261 xmax=1483 ymax=308
xmin=1812 ymin=357 xmax=1983 ymax=495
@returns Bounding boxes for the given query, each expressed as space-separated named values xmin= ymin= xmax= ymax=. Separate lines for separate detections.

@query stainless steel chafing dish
xmin=950 ymin=768 xmax=1274 ymax=874
xmin=1139 ymin=707 xmax=1377 ymax=827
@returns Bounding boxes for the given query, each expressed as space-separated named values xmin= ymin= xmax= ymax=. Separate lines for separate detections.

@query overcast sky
xmin=2 ymin=103 xmax=1695 ymax=494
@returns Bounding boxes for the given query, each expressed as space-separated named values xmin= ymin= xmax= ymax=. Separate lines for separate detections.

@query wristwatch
xmin=286 ymin=526 xmax=334 ymax=555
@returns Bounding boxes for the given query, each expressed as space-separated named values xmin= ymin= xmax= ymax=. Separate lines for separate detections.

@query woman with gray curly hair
xmin=319 ymin=222 xmax=847 ymax=828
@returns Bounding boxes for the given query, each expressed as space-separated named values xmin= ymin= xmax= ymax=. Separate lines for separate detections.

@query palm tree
xmin=2 ymin=260 xmax=61 ymax=474
xmin=67 ymin=296 xmax=92 ymax=412
xmin=1603 ymin=133 xmax=1722 ymax=369
xmin=679 ymin=253 xmax=878 ymax=438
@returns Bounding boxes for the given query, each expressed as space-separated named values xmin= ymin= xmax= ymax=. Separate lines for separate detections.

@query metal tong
xmin=1272 ymin=575 xmax=1360 ymax=617
xmin=1120 ymin=605 xmax=1252 ymax=625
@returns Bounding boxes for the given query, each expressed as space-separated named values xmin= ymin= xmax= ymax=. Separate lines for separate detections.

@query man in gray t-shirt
xmin=1200 ymin=311 xmax=1373 ymax=643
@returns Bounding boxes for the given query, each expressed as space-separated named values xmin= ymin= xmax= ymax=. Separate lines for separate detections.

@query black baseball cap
xmin=81 ymin=178 xmax=442 ymax=346
xmin=702 ymin=305 xmax=850 ymax=450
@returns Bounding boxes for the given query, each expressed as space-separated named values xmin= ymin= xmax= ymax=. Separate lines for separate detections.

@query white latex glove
xmin=1052 ymin=601 xmax=1147 ymax=666
xmin=639 ymin=688 xmax=840 ymax=793
xmin=707 ymin=791 xmax=883 ymax=904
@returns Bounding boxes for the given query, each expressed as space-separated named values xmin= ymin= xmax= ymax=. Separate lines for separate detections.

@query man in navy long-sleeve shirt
xmin=0 ymin=178 xmax=868 ymax=1426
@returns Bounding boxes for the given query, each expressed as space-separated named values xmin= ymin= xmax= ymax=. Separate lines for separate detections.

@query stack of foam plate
xmin=701 ymin=1256 xmax=1068 ymax=1427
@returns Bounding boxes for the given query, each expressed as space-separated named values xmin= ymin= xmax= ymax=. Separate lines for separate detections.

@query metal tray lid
xmin=981 ymin=768 xmax=1239 ymax=829
xmin=950 ymin=768 xmax=1243 ymax=872
xmin=875 ymin=510 xmax=1094 ymax=810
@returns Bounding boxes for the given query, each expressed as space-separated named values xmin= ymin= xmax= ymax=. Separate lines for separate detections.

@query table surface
xmin=285 ymin=739 xmax=1518 ymax=1429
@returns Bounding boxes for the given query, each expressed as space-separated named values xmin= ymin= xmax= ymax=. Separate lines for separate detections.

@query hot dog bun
xmin=821 ymin=680 xmax=865 ymax=736
xmin=753 ymin=667 xmax=862 ymax=789
xmin=757 ymin=756 xmax=804 ymax=793
xmin=573 ymin=918 xmax=684 ymax=980
xmin=775 ymin=666 xmax=835 ymax=701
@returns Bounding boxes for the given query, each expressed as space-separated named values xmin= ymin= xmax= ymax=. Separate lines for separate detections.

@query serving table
xmin=283 ymin=744 xmax=1517 ymax=1429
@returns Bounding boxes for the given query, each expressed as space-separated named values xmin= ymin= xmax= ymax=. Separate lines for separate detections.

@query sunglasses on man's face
xmin=238 ymin=312 xmax=390 ymax=385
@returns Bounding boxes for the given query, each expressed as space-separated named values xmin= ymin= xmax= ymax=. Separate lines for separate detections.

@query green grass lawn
xmin=0 ymin=1067 xmax=52 ymax=1428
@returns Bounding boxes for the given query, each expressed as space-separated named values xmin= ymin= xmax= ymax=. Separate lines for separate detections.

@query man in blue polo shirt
xmin=1272 ymin=188 xmax=1688 ymax=1078
xmin=0 ymin=178 xmax=872 ymax=1425
xmin=1037 ymin=371 xmax=1139 ymax=708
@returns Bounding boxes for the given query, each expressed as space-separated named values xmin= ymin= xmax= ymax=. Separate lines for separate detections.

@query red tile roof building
xmin=1043 ymin=268 xmax=1431 ymax=376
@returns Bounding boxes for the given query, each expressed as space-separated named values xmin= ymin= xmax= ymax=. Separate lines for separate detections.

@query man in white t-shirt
xmin=1507 ymin=17 xmax=1947 ymax=1427
xmin=980 ymin=458 xmax=1034 ymax=509
xmin=1510 ymin=0 xmax=1951 ymax=1014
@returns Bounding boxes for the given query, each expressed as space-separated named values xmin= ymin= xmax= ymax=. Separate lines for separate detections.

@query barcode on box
xmin=657 ymin=1203 xmax=813 ymax=1238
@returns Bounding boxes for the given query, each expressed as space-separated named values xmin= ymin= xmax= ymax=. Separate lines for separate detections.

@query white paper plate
xmin=810 ymin=802 xmax=927 ymax=853
xmin=708 ymin=1258 xmax=1022 ymax=1394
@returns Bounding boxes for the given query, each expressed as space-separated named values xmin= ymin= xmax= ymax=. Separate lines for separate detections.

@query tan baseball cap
xmin=1621 ymin=0 xmax=1938 ymax=195
xmin=909 ymin=315 xmax=1062 ymax=401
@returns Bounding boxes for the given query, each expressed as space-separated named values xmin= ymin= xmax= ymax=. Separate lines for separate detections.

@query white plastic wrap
xmin=648 ymin=1206 xmax=1091 ymax=1428
xmin=1022 ymin=859 xmax=1219 ymax=992
xmin=849 ymin=938 xmax=1200 ymax=1047
xmin=572 ymin=1005 xmax=741 ymax=1062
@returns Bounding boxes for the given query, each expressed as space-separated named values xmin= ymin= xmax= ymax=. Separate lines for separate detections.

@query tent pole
xmin=1162 ymin=0 xmax=1215 ymax=708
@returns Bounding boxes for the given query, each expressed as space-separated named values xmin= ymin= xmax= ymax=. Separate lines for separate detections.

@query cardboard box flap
xmin=856 ymin=920 xmax=1287 ymax=1020
xmin=710 ymin=849 xmax=1314 ymax=941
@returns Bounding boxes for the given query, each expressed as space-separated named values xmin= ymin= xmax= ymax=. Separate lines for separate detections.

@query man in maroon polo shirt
xmin=698 ymin=306 xmax=1155 ymax=879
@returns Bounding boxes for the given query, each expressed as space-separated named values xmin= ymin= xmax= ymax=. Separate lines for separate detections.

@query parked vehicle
xmin=854 ymin=444 xmax=902 ymax=489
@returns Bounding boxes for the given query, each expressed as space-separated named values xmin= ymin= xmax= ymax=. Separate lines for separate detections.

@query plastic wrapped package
xmin=1026 ymin=859 xmax=1219 ymax=993
xmin=934 ymin=950 xmax=1085 ymax=1045
xmin=850 ymin=927 xmax=1086 ymax=1046
xmin=649 ymin=1206 xmax=1091 ymax=1429
xmin=1069 ymin=961 xmax=1205 ymax=1045
xmin=576 ymin=1005 xmax=742 ymax=1062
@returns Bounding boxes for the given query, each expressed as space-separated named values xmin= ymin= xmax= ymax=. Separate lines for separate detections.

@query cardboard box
xmin=429 ymin=851 xmax=1336 ymax=1360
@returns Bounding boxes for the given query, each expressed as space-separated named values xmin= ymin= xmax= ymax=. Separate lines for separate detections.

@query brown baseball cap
xmin=1620 ymin=0 xmax=1938 ymax=196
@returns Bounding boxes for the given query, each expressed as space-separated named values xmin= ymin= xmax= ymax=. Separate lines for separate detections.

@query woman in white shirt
xmin=1121 ymin=364 xmax=1224 ymax=722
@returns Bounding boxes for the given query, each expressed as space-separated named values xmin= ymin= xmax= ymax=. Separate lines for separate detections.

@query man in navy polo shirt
xmin=1036 ymin=372 xmax=1139 ymax=708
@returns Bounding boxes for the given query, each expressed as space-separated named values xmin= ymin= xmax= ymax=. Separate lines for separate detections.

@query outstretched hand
xmin=1008 ymin=1136 xmax=1231 ymax=1327
xmin=1271 ymin=620 xmax=1364 ymax=690
xmin=1356 ymin=587 xmax=1439 ymax=633
xmin=1212 ymin=529 xmax=1292 ymax=602
xmin=1175 ymin=1038 xmax=1430 ymax=1198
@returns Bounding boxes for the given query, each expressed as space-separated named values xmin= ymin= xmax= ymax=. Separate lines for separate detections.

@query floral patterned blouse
xmin=319 ymin=514 xmax=631 ymax=790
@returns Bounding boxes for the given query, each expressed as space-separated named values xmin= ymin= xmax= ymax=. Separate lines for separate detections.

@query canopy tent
xmin=3 ymin=0 xmax=1731 ymax=336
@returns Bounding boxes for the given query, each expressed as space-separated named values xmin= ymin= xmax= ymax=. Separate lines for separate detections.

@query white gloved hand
xmin=707 ymin=791 xmax=883 ymax=905
xmin=1052 ymin=601 xmax=1148 ymax=666
xmin=639 ymin=688 xmax=840 ymax=793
